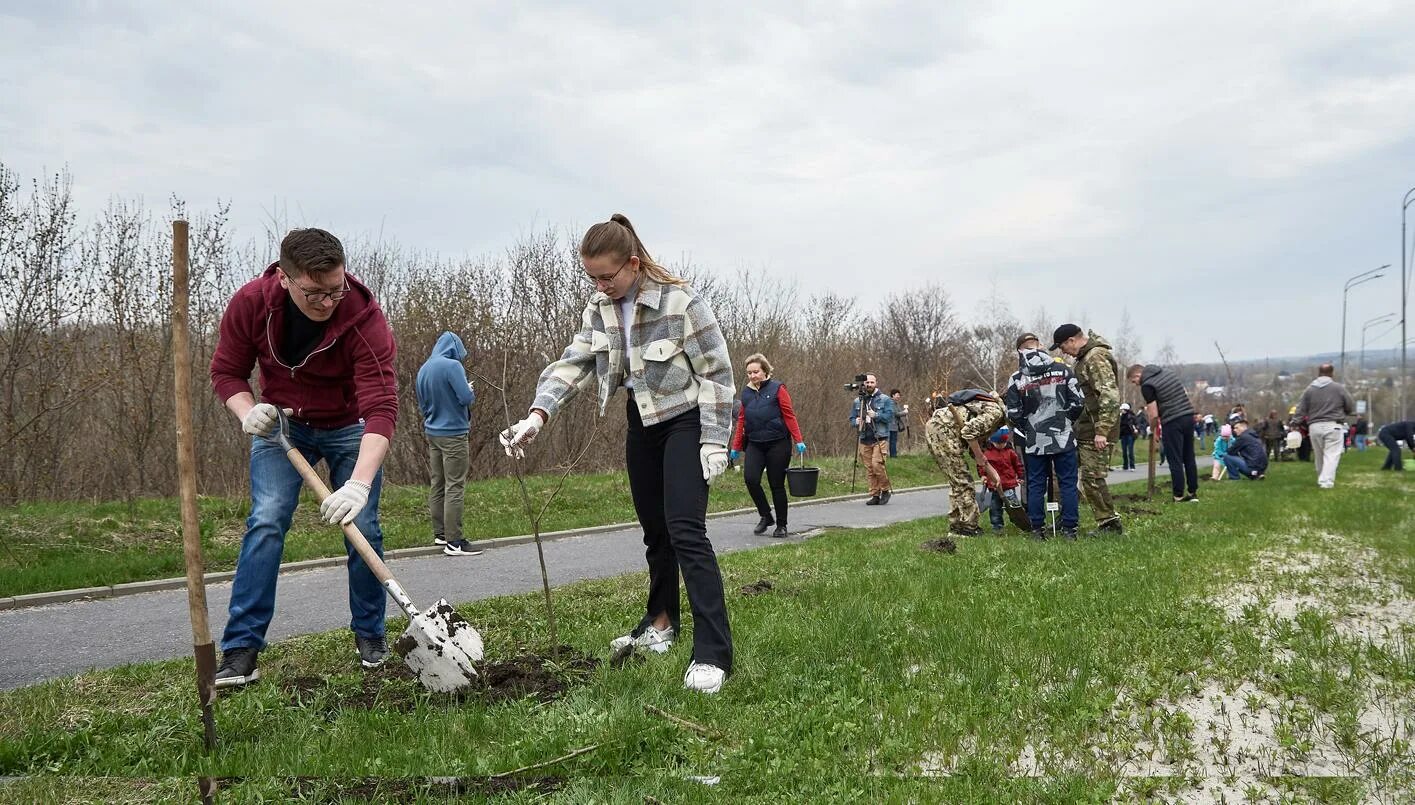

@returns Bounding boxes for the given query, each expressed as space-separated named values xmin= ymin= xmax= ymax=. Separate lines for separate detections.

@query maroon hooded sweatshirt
xmin=210 ymin=264 xmax=398 ymax=439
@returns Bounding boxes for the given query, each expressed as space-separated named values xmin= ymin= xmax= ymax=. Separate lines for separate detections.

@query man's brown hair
xmin=279 ymin=228 xmax=346 ymax=278
xmin=1318 ymin=363 xmax=1335 ymax=377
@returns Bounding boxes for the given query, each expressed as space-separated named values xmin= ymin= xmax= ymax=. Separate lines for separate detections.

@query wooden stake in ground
xmin=170 ymin=219 xmax=218 ymax=753
xmin=1146 ymin=422 xmax=1158 ymax=500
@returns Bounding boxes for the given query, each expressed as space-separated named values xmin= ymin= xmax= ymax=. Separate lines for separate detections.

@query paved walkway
xmin=0 ymin=465 xmax=1180 ymax=690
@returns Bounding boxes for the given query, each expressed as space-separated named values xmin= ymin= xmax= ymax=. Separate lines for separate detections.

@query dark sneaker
xmin=355 ymin=634 xmax=388 ymax=668
xmin=1062 ymin=527 xmax=1079 ymax=541
xmin=752 ymin=516 xmax=775 ymax=535
xmin=880 ymin=490 xmax=892 ymax=504
xmin=443 ymin=539 xmax=484 ymax=557
xmin=433 ymin=535 xmax=448 ymax=546
xmin=991 ymin=525 xmax=1005 ymax=534
xmin=949 ymin=523 xmax=981 ymax=537
xmin=214 ymin=647 xmax=260 ymax=689
xmin=771 ymin=525 xmax=788 ymax=539
xmin=865 ymin=496 xmax=882 ymax=506
xmin=1090 ymin=519 xmax=1124 ymax=537
xmin=1029 ymin=528 xmax=1049 ymax=541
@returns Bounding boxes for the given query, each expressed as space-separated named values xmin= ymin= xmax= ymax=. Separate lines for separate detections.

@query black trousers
xmin=625 ymin=400 xmax=733 ymax=672
xmin=1380 ymin=429 xmax=1406 ymax=470
xmin=744 ymin=437 xmax=791 ymax=525
xmin=1161 ymin=417 xmax=1199 ymax=499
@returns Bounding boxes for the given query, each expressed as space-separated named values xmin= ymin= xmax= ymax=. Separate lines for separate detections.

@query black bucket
xmin=785 ymin=453 xmax=819 ymax=497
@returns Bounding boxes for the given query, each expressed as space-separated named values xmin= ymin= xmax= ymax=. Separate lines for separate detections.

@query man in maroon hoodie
xmin=209 ymin=228 xmax=398 ymax=688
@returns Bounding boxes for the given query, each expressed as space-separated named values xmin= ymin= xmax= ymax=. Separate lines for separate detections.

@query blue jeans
xmin=1223 ymin=454 xmax=1256 ymax=480
xmin=1025 ymin=449 xmax=1079 ymax=529
xmin=888 ymin=430 xmax=899 ymax=458
xmin=222 ymin=422 xmax=386 ymax=652
xmin=1120 ymin=435 xmax=1136 ymax=470
xmin=1354 ymin=435 xmax=1367 ymax=451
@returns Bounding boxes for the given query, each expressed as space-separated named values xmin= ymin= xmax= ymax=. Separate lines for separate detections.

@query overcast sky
xmin=4 ymin=1 xmax=1415 ymax=362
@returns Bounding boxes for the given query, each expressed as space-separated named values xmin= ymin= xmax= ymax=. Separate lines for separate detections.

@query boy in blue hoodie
xmin=415 ymin=332 xmax=482 ymax=556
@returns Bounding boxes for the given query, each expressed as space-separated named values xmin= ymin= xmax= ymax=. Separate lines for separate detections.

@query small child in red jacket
xmin=979 ymin=427 xmax=1025 ymax=532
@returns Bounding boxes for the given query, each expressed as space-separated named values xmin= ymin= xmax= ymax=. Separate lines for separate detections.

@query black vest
xmin=1141 ymin=365 xmax=1194 ymax=424
xmin=740 ymin=379 xmax=788 ymax=444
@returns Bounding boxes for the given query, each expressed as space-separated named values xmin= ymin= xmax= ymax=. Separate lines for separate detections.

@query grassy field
xmin=0 ymin=450 xmax=1411 ymax=802
xmin=0 ymin=452 xmax=942 ymax=598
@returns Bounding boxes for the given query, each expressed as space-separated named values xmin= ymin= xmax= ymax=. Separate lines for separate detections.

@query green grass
xmin=0 ymin=452 xmax=942 ymax=598
xmin=0 ymin=450 xmax=1410 ymax=802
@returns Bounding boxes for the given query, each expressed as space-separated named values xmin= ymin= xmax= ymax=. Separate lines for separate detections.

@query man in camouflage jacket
xmin=1053 ymin=324 xmax=1123 ymax=535
xmin=925 ymin=389 xmax=1005 ymax=536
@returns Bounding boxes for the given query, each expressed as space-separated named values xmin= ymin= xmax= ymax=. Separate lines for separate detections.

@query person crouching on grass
xmin=499 ymin=214 xmax=735 ymax=694
xmin=729 ymin=353 xmax=806 ymax=539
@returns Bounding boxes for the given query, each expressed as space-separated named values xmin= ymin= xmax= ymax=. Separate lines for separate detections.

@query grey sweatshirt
xmin=1295 ymin=376 xmax=1355 ymax=424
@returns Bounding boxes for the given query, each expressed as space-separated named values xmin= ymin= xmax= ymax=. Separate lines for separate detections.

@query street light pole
xmin=1403 ymin=188 xmax=1415 ymax=419
xmin=1360 ymin=313 xmax=1394 ymax=373
xmin=1342 ymin=266 xmax=1388 ymax=379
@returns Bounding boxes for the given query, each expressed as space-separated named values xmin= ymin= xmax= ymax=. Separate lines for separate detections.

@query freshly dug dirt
xmin=739 ymin=579 xmax=774 ymax=596
xmin=279 ymin=647 xmax=599 ymax=712
xmin=920 ymin=538 xmax=957 ymax=554
xmin=278 ymin=774 xmax=564 ymax=801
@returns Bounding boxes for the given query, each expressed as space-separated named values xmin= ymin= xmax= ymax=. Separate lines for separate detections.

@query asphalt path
xmin=0 ymin=464 xmax=1182 ymax=690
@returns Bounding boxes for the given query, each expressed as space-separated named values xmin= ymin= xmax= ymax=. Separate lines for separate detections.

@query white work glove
xmin=700 ymin=444 xmax=729 ymax=484
xmin=320 ymin=479 xmax=371 ymax=525
xmin=499 ymin=411 xmax=545 ymax=459
xmin=242 ymin=403 xmax=294 ymax=437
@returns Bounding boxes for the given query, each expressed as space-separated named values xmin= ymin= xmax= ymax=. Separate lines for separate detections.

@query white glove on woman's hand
xmin=498 ymin=411 xmax=545 ymax=459
xmin=700 ymin=444 xmax=729 ymax=484
xmin=321 ymin=479 xmax=371 ymax=525
xmin=242 ymin=403 xmax=294 ymax=437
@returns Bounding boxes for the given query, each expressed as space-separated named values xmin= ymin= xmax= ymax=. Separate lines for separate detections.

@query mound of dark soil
xmin=920 ymin=538 xmax=957 ymax=554
xmin=739 ymin=579 xmax=774 ymax=595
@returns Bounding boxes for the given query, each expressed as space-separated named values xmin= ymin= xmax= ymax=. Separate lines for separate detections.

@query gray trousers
xmin=428 ymin=433 xmax=469 ymax=542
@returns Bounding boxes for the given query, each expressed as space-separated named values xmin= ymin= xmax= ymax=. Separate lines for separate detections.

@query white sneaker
xmin=608 ymin=625 xmax=675 ymax=655
xmin=683 ymin=661 xmax=725 ymax=693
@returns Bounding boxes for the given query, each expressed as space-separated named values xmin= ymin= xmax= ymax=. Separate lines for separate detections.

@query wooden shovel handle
xmin=281 ymin=446 xmax=394 ymax=586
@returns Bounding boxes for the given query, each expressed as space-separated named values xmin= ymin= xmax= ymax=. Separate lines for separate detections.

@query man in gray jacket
xmin=1295 ymin=363 xmax=1356 ymax=489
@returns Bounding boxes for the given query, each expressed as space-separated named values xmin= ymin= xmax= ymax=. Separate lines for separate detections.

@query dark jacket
xmin=1004 ymin=349 xmax=1084 ymax=455
xmin=415 ymin=331 xmax=475 ymax=437
xmin=1139 ymin=364 xmax=1194 ymax=424
xmin=732 ymin=378 xmax=804 ymax=448
xmin=1256 ymin=416 xmax=1285 ymax=442
xmin=1228 ymin=429 xmax=1269 ymax=475
xmin=211 ymin=264 xmax=398 ymax=438
xmin=1119 ymin=410 xmax=1137 ymax=438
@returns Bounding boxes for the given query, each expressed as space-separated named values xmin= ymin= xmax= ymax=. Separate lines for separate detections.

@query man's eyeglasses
xmin=284 ymin=271 xmax=350 ymax=304
xmin=584 ymin=257 xmax=632 ymax=288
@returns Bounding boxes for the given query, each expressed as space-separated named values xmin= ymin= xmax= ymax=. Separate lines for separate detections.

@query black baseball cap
xmin=1049 ymin=323 xmax=1082 ymax=351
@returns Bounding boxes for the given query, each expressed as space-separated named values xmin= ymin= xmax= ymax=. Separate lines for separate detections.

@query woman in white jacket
xmin=500 ymin=214 xmax=735 ymax=694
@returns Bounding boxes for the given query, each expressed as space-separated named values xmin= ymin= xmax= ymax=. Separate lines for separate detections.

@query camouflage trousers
xmin=1078 ymin=440 xmax=1118 ymax=525
xmin=925 ymin=414 xmax=979 ymax=528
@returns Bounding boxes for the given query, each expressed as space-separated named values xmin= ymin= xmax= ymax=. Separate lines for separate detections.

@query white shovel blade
xmin=393 ymin=604 xmax=482 ymax=694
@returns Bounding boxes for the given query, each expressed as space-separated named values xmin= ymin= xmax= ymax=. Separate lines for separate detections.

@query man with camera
xmin=848 ymin=373 xmax=895 ymax=505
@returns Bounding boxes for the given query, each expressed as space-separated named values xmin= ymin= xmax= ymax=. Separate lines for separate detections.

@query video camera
xmin=843 ymin=373 xmax=870 ymax=396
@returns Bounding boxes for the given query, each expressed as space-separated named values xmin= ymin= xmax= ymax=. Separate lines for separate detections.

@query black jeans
xmin=1380 ymin=429 xmax=1406 ymax=470
xmin=1161 ymin=417 xmax=1199 ymax=499
xmin=625 ymin=400 xmax=733 ymax=672
xmin=744 ymin=437 xmax=791 ymax=525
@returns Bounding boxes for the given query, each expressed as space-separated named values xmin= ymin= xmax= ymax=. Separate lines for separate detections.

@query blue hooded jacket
xmin=415 ymin=332 xmax=475 ymax=437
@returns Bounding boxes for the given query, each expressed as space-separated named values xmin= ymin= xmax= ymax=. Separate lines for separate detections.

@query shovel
xmin=270 ymin=410 xmax=483 ymax=693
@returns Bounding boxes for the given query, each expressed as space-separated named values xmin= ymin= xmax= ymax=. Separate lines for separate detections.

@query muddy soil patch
xmin=458 ymin=647 xmax=600 ymax=705
xmin=739 ymin=579 xmax=774 ymax=596
xmin=273 ymin=774 xmax=564 ymax=801
xmin=920 ymin=538 xmax=957 ymax=554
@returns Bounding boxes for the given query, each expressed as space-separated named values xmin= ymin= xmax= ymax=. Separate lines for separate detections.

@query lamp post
xmin=1403 ymin=188 xmax=1415 ymax=419
xmin=1342 ymin=266 xmax=1388 ymax=379
xmin=1360 ymin=313 xmax=1394 ymax=373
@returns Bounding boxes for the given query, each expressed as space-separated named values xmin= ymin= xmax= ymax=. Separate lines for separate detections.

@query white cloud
xmin=3 ymin=0 xmax=1415 ymax=362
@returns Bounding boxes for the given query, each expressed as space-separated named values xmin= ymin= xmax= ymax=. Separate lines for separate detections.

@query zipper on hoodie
xmin=265 ymin=311 xmax=339 ymax=417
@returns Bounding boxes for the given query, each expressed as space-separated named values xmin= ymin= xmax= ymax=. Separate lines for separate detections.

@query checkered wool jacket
xmin=531 ymin=277 xmax=736 ymax=445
